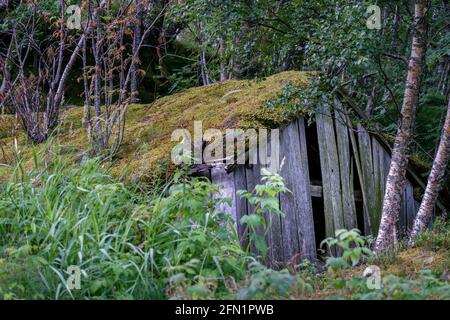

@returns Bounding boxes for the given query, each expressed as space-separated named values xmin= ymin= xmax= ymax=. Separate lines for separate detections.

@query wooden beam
xmin=309 ymin=184 xmax=363 ymax=202
xmin=310 ymin=185 xmax=323 ymax=198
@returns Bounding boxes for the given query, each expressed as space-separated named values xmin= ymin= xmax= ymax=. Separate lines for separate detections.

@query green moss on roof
xmin=0 ymin=71 xmax=310 ymax=183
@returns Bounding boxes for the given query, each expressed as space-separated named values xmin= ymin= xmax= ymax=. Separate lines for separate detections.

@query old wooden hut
xmin=202 ymin=95 xmax=443 ymax=266
xmin=0 ymin=71 xmax=440 ymax=267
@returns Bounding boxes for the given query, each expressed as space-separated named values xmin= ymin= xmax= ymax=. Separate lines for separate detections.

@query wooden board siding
xmin=296 ymin=119 xmax=317 ymax=261
xmin=357 ymin=124 xmax=376 ymax=235
xmin=405 ymin=182 xmax=416 ymax=231
xmin=334 ymin=103 xmax=357 ymax=230
xmin=316 ymin=105 xmax=345 ymax=239
xmin=211 ymin=165 xmax=237 ymax=226
xmin=246 ymin=163 xmax=269 ymax=255
xmin=233 ymin=165 xmax=248 ymax=247
xmin=399 ymin=181 xmax=416 ymax=236
xmin=210 ymin=117 xmax=316 ymax=264
xmin=208 ymin=108 xmax=423 ymax=265
xmin=371 ymin=137 xmax=390 ymax=234
xmin=355 ymin=128 xmax=419 ymax=238
xmin=279 ymin=118 xmax=316 ymax=262
xmin=265 ymin=134 xmax=284 ymax=266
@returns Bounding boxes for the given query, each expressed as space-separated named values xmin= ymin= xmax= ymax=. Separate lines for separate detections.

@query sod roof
xmin=0 ymin=71 xmax=309 ymax=183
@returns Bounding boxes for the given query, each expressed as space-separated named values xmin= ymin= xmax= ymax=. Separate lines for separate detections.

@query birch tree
xmin=409 ymin=98 xmax=450 ymax=245
xmin=375 ymin=0 xmax=430 ymax=251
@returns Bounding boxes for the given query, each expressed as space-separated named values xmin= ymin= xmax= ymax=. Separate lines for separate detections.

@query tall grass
xmin=0 ymin=145 xmax=248 ymax=299
xmin=1 ymin=144 xmax=447 ymax=300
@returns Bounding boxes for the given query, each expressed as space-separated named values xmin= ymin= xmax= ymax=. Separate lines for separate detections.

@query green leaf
xmin=240 ymin=214 xmax=262 ymax=228
xmin=253 ymin=234 xmax=268 ymax=255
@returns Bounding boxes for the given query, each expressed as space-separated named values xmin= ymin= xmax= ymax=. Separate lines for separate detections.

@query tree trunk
xmin=391 ymin=5 xmax=401 ymax=52
xmin=409 ymin=98 xmax=450 ymax=245
xmin=130 ymin=0 xmax=143 ymax=103
xmin=366 ymin=86 xmax=377 ymax=117
xmin=219 ymin=37 xmax=228 ymax=81
xmin=375 ymin=0 xmax=429 ymax=252
xmin=200 ymin=49 xmax=210 ymax=85
xmin=82 ymin=37 xmax=91 ymax=131
xmin=92 ymin=6 xmax=105 ymax=151
xmin=0 ymin=39 xmax=12 ymax=113
xmin=0 ymin=61 xmax=9 ymax=112
xmin=438 ymin=58 xmax=449 ymax=95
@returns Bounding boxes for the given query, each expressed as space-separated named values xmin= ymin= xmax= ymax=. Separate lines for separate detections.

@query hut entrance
xmin=305 ymin=122 xmax=326 ymax=255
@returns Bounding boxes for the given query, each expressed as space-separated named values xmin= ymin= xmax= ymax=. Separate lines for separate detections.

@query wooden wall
xmin=209 ymin=107 xmax=421 ymax=266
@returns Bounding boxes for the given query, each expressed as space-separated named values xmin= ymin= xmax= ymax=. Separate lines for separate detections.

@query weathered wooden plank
xmin=233 ymin=165 xmax=248 ymax=247
xmin=316 ymin=108 xmax=334 ymax=240
xmin=334 ymin=105 xmax=357 ymax=230
xmin=398 ymin=181 xmax=415 ymax=237
xmin=316 ymin=105 xmax=345 ymax=240
xmin=405 ymin=181 xmax=416 ymax=232
xmin=245 ymin=163 xmax=262 ymax=254
xmin=279 ymin=118 xmax=316 ymax=261
xmin=264 ymin=133 xmax=284 ymax=266
xmin=297 ymin=118 xmax=316 ymax=260
xmin=337 ymin=89 xmax=447 ymax=215
xmin=345 ymin=113 xmax=372 ymax=233
xmin=279 ymin=123 xmax=301 ymax=261
xmin=397 ymin=181 xmax=416 ymax=238
xmin=309 ymin=184 xmax=364 ymax=201
xmin=371 ymin=137 xmax=386 ymax=234
xmin=399 ymin=187 xmax=408 ymax=237
xmin=357 ymin=124 xmax=376 ymax=235
xmin=258 ymin=136 xmax=274 ymax=264
xmin=310 ymin=185 xmax=323 ymax=198
xmin=210 ymin=164 xmax=237 ymax=229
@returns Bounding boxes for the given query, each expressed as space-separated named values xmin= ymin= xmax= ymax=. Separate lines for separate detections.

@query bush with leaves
xmin=326 ymin=269 xmax=450 ymax=300
xmin=237 ymin=168 xmax=287 ymax=257
xmin=0 ymin=149 xmax=250 ymax=299
xmin=321 ymin=229 xmax=373 ymax=271
xmin=238 ymin=261 xmax=295 ymax=299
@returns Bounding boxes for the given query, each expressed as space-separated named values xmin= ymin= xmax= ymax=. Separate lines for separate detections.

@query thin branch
xmin=383 ymin=52 xmax=409 ymax=65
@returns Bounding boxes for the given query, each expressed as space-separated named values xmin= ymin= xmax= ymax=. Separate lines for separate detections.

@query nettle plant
xmin=237 ymin=168 xmax=287 ymax=257
xmin=321 ymin=229 xmax=373 ymax=271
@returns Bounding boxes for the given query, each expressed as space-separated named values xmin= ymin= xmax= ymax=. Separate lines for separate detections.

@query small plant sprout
xmin=321 ymin=229 xmax=373 ymax=271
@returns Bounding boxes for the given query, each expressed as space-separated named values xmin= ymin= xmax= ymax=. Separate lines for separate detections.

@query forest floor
xmin=302 ymin=243 xmax=449 ymax=299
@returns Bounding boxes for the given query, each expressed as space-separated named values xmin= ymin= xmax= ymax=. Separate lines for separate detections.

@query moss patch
xmin=0 ymin=71 xmax=310 ymax=183
xmin=301 ymin=246 xmax=450 ymax=300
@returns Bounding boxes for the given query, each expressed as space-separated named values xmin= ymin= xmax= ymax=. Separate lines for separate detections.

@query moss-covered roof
xmin=0 ymin=71 xmax=309 ymax=183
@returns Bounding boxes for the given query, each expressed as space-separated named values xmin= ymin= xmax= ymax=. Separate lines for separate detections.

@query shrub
xmin=320 ymin=229 xmax=373 ymax=271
